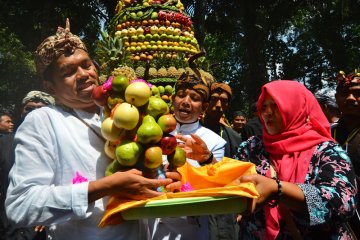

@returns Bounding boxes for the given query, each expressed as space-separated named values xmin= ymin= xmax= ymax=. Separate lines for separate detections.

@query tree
xmin=1 ymin=0 xmax=360 ymax=117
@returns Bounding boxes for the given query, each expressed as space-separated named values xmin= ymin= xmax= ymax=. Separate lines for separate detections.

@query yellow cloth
xmin=99 ymin=157 xmax=259 ymax=227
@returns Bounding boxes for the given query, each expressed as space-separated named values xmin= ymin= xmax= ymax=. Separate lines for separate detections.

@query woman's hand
xmin=175 ymin=133 xmax=212 ymax=163
xmin=238 ymin=174 xmax=277 ymax=210
xmin=238 ymin=174 xmax=307 ymax=213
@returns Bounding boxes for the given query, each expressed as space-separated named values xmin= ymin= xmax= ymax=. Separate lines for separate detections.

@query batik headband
xmin=34 ymin=18 xmax=87 ymax=78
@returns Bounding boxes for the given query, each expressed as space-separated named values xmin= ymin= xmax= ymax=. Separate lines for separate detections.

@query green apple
xmin=115 ymin=140 xmax=144 ymax=166
xmin=160 ymin=34 xmax=168 ymax=41
xmin=164 ymin=85 xmax=173 ymax=96
xmin=146 ymin=96 xmax=170 ymax=119
xmin=151 ymin=85 xmax=160 ymax=96
xmin=151 ymin=12 xmax=158 ymax=19
xmin=130 ymin=12 xmax=137 ymax=19
xmin=145 ymin=34 xmax=152 ymax=41
xmin=137 ymin=11 xmax=144 ymax=18
xmin=138 ymin=34 xmax=145 ymax=41
xmin=112 ymin=75 xmax=129 ymax=93
xmin=105 ymin=159 xmax=122 ymax=176
xmin=131 ymin=35 xmax=138 ymax=41
xmin=152 ymin=34 xmax=160 ymax=41
xmin=168 ymin=146 xmax=186 ymax=168
xmin=158 ymin=86 xmax=165 ymax=95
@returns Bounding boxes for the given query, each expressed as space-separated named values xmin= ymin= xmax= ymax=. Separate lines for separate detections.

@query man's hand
xmin=88 ymin=169 xmax=173 ymax=203
xmin=175 ymin=133 xmax=212 ymax=163
xmin=165 ymin=170 xmax=182 ymax=192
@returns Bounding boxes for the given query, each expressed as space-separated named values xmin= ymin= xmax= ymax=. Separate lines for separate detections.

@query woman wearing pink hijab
xmin=236 ymin=80 xmax=357 ymax=239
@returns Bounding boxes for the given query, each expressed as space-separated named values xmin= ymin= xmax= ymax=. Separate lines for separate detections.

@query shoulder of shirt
xmin=197 ymin=125 xmax=227 ymax=144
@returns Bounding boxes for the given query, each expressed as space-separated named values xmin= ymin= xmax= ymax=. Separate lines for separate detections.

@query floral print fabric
xmin=234 ymin=136 xmax=358 ymax=239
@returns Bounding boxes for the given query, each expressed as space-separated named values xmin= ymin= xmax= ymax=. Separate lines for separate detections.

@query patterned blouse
xmin=234 ymin=136 xmax=358 ymax=239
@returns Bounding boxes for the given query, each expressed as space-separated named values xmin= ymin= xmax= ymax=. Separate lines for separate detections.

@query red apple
xmin=159 ymin=134 xmax=177 ymax=155
xmin=144 ymin=146 xmax=163 ymax=169
xmin=92 ymin=85 xmax=108 ymax=106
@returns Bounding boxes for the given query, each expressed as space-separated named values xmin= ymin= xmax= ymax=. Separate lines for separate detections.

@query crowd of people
xmin=0 ymin=19 xmax=359 ymax=240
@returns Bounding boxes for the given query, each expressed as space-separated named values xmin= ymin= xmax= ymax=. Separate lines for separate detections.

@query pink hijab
xmin=257 ymin=80 xmax=333 ymax=239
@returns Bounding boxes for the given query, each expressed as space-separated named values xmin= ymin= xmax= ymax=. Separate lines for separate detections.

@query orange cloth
xmin=99 ymin=157 xmax=259 ymax=227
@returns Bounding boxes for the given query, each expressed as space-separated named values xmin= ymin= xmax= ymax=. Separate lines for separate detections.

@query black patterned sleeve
xmin=298 ymin=142 xmax=357 ymax=226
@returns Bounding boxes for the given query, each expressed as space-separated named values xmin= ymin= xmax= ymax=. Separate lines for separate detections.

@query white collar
xmin=172 ymin=121 xmax=201 ymax=135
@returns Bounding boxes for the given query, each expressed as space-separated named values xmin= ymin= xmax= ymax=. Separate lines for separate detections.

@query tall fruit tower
xmin=96 ymin=0 xmax=214 ymax=88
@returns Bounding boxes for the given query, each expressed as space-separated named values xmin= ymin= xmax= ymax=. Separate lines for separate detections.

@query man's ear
xmin=43 ymin=81 xmax=55 ymax=95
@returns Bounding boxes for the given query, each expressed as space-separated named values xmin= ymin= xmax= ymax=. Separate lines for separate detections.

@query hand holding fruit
xmin=88 ymin=169 xmax=173 ymax=203
xmin=107 ymin=169 xmax=174 ymax=199
xmin=164 ymin=170 xmax=182 ymax=192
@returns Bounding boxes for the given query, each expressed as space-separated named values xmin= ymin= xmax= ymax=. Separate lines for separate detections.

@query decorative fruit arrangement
xmin=93 ymin=75 xmax=186 ymax=190
xmin=95 ymin=0 xmax=215 ymax=90
xmin=114 ymin=0 xmax=198 ymax=62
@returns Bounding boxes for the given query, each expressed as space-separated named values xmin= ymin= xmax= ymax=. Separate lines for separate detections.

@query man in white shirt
xmin=5 ymin=19 xmax=179 ymax=240
xmin=150 ymin=72 xmax=226 ymax=240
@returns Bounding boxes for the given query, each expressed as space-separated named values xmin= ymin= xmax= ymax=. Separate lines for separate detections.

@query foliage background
xmin=1 ymin=0 xmax=360 ymax=121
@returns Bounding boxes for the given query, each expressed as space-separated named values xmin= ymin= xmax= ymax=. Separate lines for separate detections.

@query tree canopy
xmin=1 ymin=0 xmax=360 ymax=117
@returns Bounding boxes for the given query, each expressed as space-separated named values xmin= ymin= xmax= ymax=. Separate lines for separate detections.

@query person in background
xmin=235 ymin=80 xmax=357 ymax=239
xmin=5 ymin=19 xmax=179 ymax=240
xmin=150 ymin=73 xmax=226 ymax=240
xmin=0 ymin=92 xmax=54 ymax=240
xmin=316 ymin=93 xmax=341 ymax=127
xmin=20 ymin=90 xmax=55 ymax=120
xmin=0 ymin=113 xmax=14 ymax=136
xmin=333 ymin=70 xmax=360 ymax=237
xmin=202 ymin=82 xmax=242 ymax=240
xmin=240 ymin=102 xmax=262 ymax=140
xmin=231 ymin=110 xmax=247 ymax=135
xmin=203 ymin=82 xmax=242 ymax=159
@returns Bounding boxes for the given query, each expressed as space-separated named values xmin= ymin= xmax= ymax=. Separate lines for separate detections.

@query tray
xmin=121 ymin=196 xmax=251 ymax=220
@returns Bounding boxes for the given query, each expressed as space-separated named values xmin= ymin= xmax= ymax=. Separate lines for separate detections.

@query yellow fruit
xmin=113 ymin=102 xmax=139 ymax=130
xmin=125 ymin=82 xmax=152 ymax=107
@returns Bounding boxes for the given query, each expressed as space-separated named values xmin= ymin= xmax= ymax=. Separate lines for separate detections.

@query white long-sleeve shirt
xmin=5 ymin=105 xmax=148 ymax=240
xmin=150 ymin=121 xmax=226 ymax=240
